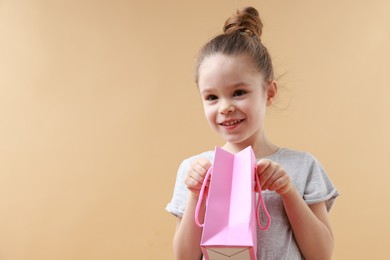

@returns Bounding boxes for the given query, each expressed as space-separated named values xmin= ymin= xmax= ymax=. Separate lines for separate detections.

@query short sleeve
xmin=165 ymin=159 xmax=191 ymax=218
xmin=303 ymin=154 xmax=339 ymax=211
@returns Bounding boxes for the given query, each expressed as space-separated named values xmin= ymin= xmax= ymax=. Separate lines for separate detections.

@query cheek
xmin=202 ymin=105 xmax=213 ymax=120
xmin=243 ymin=100 xmax=265 ymax=120
xmin=203 ymin=105 xmax=218 ymax=126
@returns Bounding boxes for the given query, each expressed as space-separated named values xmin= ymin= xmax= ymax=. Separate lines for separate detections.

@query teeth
xmin=223 ymin=120 xmax=241 ymax=126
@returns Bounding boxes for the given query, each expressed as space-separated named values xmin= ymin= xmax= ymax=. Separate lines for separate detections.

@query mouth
xmin=219 ymin=119 xmax=244 ymax=127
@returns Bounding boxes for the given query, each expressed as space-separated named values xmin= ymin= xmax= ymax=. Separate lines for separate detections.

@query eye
xmin=205 ymin=94 xmax=218 ymax=101
xmin=233 ymin=89 xmax=247 ymax=97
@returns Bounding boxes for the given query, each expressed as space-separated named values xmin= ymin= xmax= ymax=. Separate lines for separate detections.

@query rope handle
xmin=194 ymin=166 xmax=213 ymax=227
xmin=255 ymin=166 xmax=271 ymax=230
xmin=194 ymin=165 xmax=271 ymax=230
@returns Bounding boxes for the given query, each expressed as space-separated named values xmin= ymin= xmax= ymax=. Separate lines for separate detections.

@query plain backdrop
xmin=1 ymin=0 xmax=389 ymax=259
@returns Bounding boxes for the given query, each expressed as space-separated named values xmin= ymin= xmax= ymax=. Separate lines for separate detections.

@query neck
xmin=222 ymin=134 xmax=279 ymax=158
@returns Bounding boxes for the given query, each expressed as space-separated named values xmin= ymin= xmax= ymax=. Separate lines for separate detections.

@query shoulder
xmin=268 ymin=148 xmax=327 ymax=184
xmin=269 ymin=147 xmax=318 ymax=166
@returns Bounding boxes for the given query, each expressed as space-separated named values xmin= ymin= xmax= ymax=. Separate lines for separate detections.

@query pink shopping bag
xmin=195 ymin=146 xmax=271 ymax=260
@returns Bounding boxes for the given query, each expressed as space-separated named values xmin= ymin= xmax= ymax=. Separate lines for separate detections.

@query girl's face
xmin=198 ymin=54 xmax=276 ymax=148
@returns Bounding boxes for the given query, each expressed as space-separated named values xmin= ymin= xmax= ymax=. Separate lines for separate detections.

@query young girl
xmin=166 ymin=6 xmax=338 ymax=260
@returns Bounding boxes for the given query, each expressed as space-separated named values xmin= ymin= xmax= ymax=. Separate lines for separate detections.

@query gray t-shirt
xmin=166 ymin=148 xmax=339 ymax=259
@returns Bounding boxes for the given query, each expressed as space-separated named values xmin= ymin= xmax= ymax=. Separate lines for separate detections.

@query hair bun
xmin=223 ymin=7 xmax=263 ymax=38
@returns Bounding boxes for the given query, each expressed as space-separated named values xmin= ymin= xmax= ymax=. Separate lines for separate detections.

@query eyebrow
xmin=200 ymin=82 xmax=249 ymax=95
xmin=200 ymin=88 xmax=213 ymax=95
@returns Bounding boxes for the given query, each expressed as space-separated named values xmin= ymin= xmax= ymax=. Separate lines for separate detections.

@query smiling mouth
xmin=219 ymin=119 xmax=244 ymax=126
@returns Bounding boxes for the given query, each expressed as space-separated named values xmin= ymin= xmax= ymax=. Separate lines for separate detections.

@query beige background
xmin=0 ymin=0 xmax=389 ymax=259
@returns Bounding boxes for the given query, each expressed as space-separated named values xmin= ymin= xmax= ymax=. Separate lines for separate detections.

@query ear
xmin=266 ymin=80 xmax=277 ymax=106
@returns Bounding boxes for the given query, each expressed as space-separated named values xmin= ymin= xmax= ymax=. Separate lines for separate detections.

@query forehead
xmin=198 ymin=54 xmax=263 ymax=90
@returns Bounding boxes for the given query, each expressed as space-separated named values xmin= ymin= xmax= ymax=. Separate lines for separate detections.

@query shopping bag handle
xmin=195 ymin=165 xmax=271 ymax=230
xmin=194 ymin=166 xmax=213 ymax=227
xmin=255 ymin=166 xmax=271 ymax=230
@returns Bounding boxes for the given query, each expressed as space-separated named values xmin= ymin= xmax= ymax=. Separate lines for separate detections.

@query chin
xmin=222 ymin=135 xmax=248 ymax=146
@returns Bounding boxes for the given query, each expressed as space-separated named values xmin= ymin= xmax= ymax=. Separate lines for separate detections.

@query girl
xmin=166 ymin=6 xmax=338 ymax=260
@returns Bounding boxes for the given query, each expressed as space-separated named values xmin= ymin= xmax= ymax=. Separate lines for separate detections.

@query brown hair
xmin=195 ymin=7 xmax=274 ymax=85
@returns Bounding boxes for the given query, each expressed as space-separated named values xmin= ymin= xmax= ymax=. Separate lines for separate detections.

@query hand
xmin=184 ymin=158 xmax=212 ymax=197
xmin=256 ymin=159 xmax=293 ymax=197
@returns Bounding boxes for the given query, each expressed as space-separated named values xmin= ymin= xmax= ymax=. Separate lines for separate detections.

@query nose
xmin=218 ymin=99 xmax=235 ymax=114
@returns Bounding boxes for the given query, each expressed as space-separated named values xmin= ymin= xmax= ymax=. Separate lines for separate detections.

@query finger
xmin=197 ymin=158 xmax=212 ymax=172
xmin=276 ymin=182 xmax=293 ymax=196
xmin=259 ymin=164 xmax=280 ymax=189
xmin=185 ymin=158 xmax=212 ymax=190
xmin=256 ymin=159 xmax=272 ymax=188
xmin=184 ymin=174 xmax=203 ymax=190
xmin=187 ymin=167 xmax=204 ymax=183
xmin=261 ymin=166 xmax=283 ymax=191
xmin=267 ymin=173 xmax=290 ymax=192
xmin=256 ymin=159 xmax=272 ymax=174
xmin=192 ymin=158 xmax=211 ymax=178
